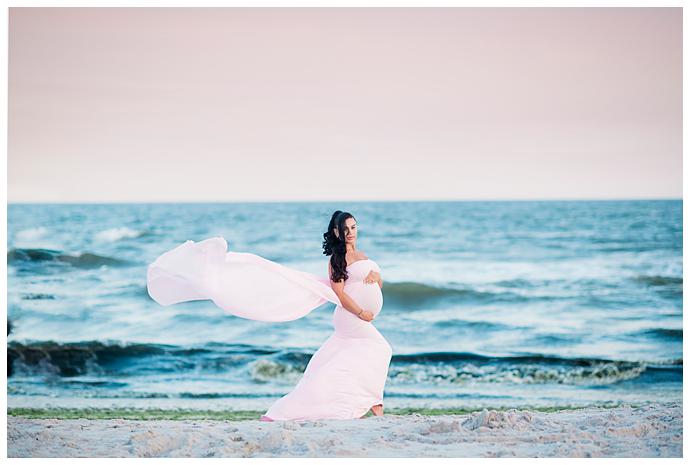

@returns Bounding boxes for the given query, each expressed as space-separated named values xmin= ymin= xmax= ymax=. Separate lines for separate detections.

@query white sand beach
xmin=7 ymin=401 xmax=682 ymax=458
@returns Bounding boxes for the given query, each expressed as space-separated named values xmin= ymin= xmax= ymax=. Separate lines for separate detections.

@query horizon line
xmin=6 ymin=197 xmax=682 ymax=205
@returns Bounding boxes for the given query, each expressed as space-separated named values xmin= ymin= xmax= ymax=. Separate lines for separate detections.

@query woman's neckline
xmin=346 ymin=258 xmax=370 ymax=269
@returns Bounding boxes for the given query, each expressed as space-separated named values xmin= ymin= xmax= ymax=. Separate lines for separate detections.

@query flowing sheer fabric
xmin=147 ymin=236 xmax=342 ymax=321
xmin=146 ymin=236 xmax=392 ymax=421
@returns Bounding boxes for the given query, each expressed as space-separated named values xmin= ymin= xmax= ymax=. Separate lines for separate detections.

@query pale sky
xmin=8 ymin=7 xmax=682 ymax=203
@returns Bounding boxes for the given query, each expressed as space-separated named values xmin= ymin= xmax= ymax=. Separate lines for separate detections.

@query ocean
xmin=7 ymin=200 xmax=682 ymax=412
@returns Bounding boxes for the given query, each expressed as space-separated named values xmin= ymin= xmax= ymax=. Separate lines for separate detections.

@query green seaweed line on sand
xmin=8 ymin=404 xmax=641 ymax=421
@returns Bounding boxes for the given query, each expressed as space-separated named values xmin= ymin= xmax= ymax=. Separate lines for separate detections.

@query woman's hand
xmin=364 ymin=270 xmax=382 ymax=286
xmin=358 ymin=310 xmax=375 ymax=322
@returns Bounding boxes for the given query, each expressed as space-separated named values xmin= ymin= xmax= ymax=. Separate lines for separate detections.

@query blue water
xmin=7 ymin=200 xmax=682 ymax=411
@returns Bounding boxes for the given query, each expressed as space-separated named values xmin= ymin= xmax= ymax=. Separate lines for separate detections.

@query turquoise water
xmin=7 ymin=200 xmax=682 ymax=411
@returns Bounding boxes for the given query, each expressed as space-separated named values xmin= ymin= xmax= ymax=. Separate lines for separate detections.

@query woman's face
xmin=334 ymin=217 xmax=357 ymax=244
xmin=343 ymin=218 xmax=357 ymax=244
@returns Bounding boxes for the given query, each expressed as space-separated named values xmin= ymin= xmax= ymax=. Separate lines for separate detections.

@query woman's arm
xmin=336 ymin=289 xmax=367 ymax=316
xmin=329 ymin=261 xmax=366 ymax=316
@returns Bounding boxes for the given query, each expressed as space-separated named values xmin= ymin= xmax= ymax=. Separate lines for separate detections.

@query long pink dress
xmin=146 ymin=236 xmax=393 ymax=421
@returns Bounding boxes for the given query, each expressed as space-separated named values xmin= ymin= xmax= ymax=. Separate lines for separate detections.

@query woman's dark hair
xmin=322 ymin=210 xmax=355 ymax=282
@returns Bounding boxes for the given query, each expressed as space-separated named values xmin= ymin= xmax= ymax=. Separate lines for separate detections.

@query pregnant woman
xmin=146 ymin=210 xmax=393 ymax=421
xmin=262 ymin=210 xmax=392 ymax=421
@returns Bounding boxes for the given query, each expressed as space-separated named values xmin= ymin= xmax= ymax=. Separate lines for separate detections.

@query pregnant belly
xmin=344 ymin=282 xmax=383 ymax=316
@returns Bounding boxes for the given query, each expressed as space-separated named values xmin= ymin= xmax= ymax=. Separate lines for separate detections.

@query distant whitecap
xmin=15 ymin=226 xmax=48 ymax=242
xmin=95 ymin=227 xmax=142 ymax=242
